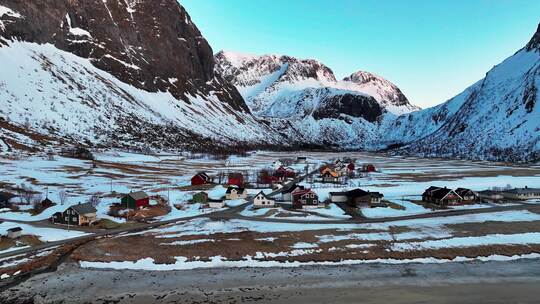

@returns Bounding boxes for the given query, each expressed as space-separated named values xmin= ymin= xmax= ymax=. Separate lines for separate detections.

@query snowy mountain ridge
xmin=383 ymin=24 xmax=540 ymax=162
xmin=215 ymin=50 xmax=418 ymax=116
xmin=0 ymin=0 xmax=538 ymax=162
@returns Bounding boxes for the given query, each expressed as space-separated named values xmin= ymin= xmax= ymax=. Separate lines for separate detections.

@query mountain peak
xmin=525 ymin=22 xmax=540 ymax=52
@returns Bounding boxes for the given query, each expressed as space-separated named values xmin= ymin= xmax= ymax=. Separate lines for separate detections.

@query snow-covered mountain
xmin=215 ymin=51 xmax=418 ymax=148
xmin=215 ymin=51 xmax=418 ymax=116
xmin=0 ymin=0 xmax=282 ymax=152
xmin=0 ymin=0 xmax=538 ymax=162
xmin=383 ymin=23 xmax=540 ymax=162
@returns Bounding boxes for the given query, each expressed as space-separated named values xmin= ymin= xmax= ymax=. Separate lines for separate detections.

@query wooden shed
xmin=121 ymin=191 xmax=150 ymax=209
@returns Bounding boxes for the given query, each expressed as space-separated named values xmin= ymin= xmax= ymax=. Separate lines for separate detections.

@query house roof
xmin=194 ymin=172 xmax=210 ymax=180
xmin=255 ymin=191 xmax=273 ymax=200
xmin=455 ymin=188 xmax=476 ymax=196
xmin=226 ymin=187 xmax=246 ymax=194
xmin=282 ymin=184 xmax=304 ymax=194
xmin=321 ymin=168 xmax=339 ymax=177
xmin=228 ymin=173 xmax=243 ymax=178
xmin=431 ymin=188 xmax=459 ymax=200
xmin=7 ymin=227 xmax=22 ymax=232
xmin=70 ymin=202 xmax=97 ymax=214
xmin=504 ymin=187 xmax=540 ymax=194
xmin=292 ymin=188 xmax=316 ymax=197
xmin=127 ymin=191 xmax=149 ymax=201
xmin=330 ymin=188 xmax=383 ymax=198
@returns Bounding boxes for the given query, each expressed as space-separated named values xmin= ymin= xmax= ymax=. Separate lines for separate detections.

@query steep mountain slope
xmin=215 ymin=51 xmax=417 ymax=148
xmin=0 ymin=1 xmax=280 ymax=152
xmin=383 ymin=24 xmax=540 ymax=162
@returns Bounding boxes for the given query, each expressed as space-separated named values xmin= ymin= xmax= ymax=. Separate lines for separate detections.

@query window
xmin=73 ymin=217 xmax=77 ymax=222
xmin=65 ymin=216 xmax=68 ymax=221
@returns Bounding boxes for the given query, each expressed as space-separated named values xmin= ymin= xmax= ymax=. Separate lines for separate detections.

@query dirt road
xmin=2 ymin=258 xmax=539 ymax=303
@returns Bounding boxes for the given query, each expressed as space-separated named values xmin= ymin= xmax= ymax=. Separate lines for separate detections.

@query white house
xmin=502 ymin=187 xmax=540 ymax=200
xmin=253 ymin=191 xmax=275 ymax=208
xmin=6 ymin=227 xmax=22 ymax=239
xmin=225 ymin=187 xmax=248 ymax=200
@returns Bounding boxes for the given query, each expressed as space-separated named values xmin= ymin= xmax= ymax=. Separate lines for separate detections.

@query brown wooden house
xmin=292 ymin=188 xmax=319 ymax=209
xmin=422 ymin=186 xmax=462 ymax=206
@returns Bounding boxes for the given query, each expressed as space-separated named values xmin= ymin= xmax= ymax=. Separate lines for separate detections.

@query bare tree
xmin=32 ymin=194 xmax=43 ymax=210
xmin=58 ymin=190 xmax=68 ymax=205
xmin=88 ymin=194 xmax=101 ymax=208
xmin=20 ymin=184 xmax=35 ymax=205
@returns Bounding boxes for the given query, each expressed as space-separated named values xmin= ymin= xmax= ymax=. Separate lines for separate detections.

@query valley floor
xmin=2 ymin=259 xmax=540 ymax=303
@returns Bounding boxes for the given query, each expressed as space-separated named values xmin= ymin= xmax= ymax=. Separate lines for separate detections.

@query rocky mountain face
xmin=0 ymin=0 xmax=280 ymax=152
xmin=383 ymin=23 xmax=540 ymax=162
xmin=0 ymin=0 xmax=246 ymax=110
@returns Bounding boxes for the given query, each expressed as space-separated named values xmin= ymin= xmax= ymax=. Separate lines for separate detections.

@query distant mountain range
xmin=0 ymin=1 xmax=538 ymax=162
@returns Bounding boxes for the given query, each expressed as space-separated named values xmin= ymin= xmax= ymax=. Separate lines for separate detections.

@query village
xmin=1 ymin=149 xmax=540 ymax=262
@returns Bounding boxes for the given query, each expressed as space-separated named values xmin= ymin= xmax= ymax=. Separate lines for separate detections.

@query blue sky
xmin=182 ymin=0 xmax=540 ymax=108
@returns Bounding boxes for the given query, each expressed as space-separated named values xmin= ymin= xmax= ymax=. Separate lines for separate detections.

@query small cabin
xmin=225 ymin=187 xmax=247 ymax=200
xmin=361 ymin=164 xmax=376 ymax=173
xmin=292 ymin=189 xmax=319 ymax=209
xmin=296 ymin=156 xmax=307 ymax=164
xmin=6 ymin=227 xmax=22 ymax=239
xmin=121 ymin=191 xmax=150 ymax=209
xmin=208 ymin=199 xmax=225 ymax=209
xmin=191 ymin=172 xmax=211 ymax=186
xmin=253 ymin=191 xmax=275 ymax=208
xmin=51 ymin=203 xmax=97 ymax=226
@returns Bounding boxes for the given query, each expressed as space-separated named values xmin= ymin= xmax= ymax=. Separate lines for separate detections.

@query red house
xmin=274 ymin=166 xmax=296 ymax=181
xmin=191 ymin=172 xmax=211 ymax=186
xmin=347 ymin=162 xmax=355 ymax=171
xmin=121 ymin=191 xmax=150 ymax=209
xmin=228 ymin=173 xmax=244 ymax=186
xmin=362 ymin=164 xmax=376 ymax=172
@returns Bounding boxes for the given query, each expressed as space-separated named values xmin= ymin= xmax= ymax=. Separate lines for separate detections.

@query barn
xmin=228 ymin=173 xmax=244 ymax=186
xmin=191 ymin=172 xmax=211 ymax=186
xmin=121 ymin=191 xmax=150 ymax=209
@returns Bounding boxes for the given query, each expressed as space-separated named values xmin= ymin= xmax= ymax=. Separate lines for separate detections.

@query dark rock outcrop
xmin=0 ymin=0 xmax=248 ymax=112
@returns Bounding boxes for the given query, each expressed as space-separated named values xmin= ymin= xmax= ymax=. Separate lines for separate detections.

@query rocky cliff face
xmin=0 ymin=0 xmax=246 ymax=112
xmin=0 ymin=0 xmax=279 ymax=152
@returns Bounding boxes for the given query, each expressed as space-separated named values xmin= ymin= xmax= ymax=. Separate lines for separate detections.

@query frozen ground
xmin=1 ymin=150 xmax=540 ymax=270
